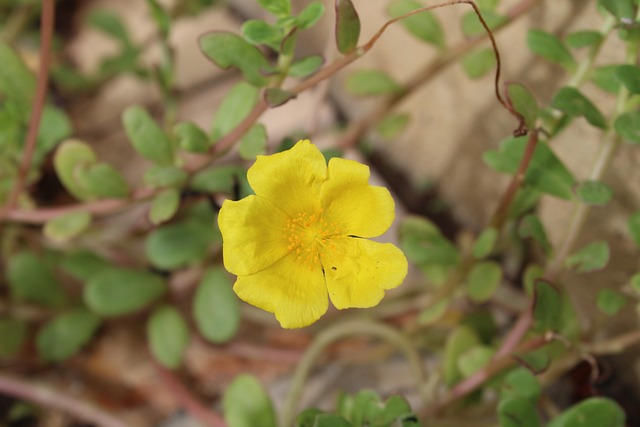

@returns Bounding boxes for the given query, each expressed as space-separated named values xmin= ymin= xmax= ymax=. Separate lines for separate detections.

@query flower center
xmin=285 ymin=210 xmax=342 ymax=270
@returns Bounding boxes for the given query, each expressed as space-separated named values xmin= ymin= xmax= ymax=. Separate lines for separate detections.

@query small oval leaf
xmin=44 ymin=211 xmax=92 ymax=243
xmin=335 ymin=0 xmax=361 ymax=54
xmin=193 ymin=268 xmax=240 ymax=343
xmin=223 ymin=374 xmax=277 ymax=427
xmin=36 ymin=309 xmax=101 ymax=362
xmin=123 ymin=106 xmax=174 ymax=165
xmin=147 ymin=305 xmax=189 ymax=369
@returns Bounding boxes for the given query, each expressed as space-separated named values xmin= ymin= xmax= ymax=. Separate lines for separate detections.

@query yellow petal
xmin=218 ymin=196 xmax=290 ymax=276
xmin=247 ymin=140 xmax=326 ymax=216
xmin=321 ymin=158 xmax=395 ymax=238
xmin=322 ymin=238 xmax=407 ymax=309
xmin=233 ymin=253 xmax=328 ymax=328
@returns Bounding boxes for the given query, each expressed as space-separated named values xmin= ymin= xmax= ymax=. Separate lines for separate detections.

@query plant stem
xmin=0 ymin=374 xmax=128 ymax=427
xmin=280 ymin=320 xmax=428 ymax=427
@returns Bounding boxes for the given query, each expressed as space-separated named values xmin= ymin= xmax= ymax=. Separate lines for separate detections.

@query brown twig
xmin=0 ymin=374 xmax=129 ymax=427
xmin=0 ymin=0 xmax=55 ymax=220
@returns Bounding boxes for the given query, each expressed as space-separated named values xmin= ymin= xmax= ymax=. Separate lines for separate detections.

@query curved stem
xmin=0 ymin=374 xmax=128 ymax=427
xmin=280 ymin=320 xmax=428 ymax=427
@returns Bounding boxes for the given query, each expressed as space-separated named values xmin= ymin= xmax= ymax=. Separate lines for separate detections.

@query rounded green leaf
xmin=7 ymin=252 xmax=66 ymax=308
xmin=472 ymin=227 xmax=498 ymax=259
xmin=533 ymin=280 xmax=562 ymax=332
xmin=597 ymin=289 xmax=627 ymax=316
xmin=295 ymin=2 xmax=325 ymax=29
xmin=257 ymin=0 xmax=290 ymax=16
xmin=81 ymin=163 xmax=129 ymax=198
xmin=0 ymin=318 xmax=27 ymax=358
xmin=264 ymin=88 xmax=296 ymax=107
xmin=239 ymin=124 xmax=267 ymax=160
xmin=288 ymin=55 xmax=324 ymax=78
xmin=598 ymin=0 xmax=636 ymax=20
xmin=630 ymin=272 xmax=640 ymax=294
xmin=375 ymin=112 xmax=411 ymax=139
xmin=507 ymin=83 xmax=539 ymax=129
xmin=346 ymin=70 xmax=402 ymax=96
xmin=143 ymin=165 xmax=188 ymax=188
xmin=191 ymin=166 xmax=244 ymax=194
xmin=565 ymin=30 xmax=604 ymax=49
xmin=193 ymin=268 xmax=240 ymax=344
xmin=527 ymin=29 xmax=576 ymax=70
xmin=174 ymin=121 xmax=210 ymax=153
xmin=44 ymin=211 xmax=92 ymax=243
xmin=86 ymin=10 xmax=131 ymax=45
xmin=457 ymin=345 xmax=494 ymax=378
xmin=145 ymin=221 xmax=213 ymax=270
xmin=147 ymin=305 xmax=189 ymax=369
xmin=200 ymin=32 xmax=269 ymax=87
xmin=223 ymin=374 xmax=277 ymax=427
xmin=84 ymin=267 xmax=167 ymax=316
xmin=498 ymin=397 xmax=541 ymax=427
xmin=614 ymin=64 xmax=640 ymax=94
xmin=443 ymin=326 xmax=479 ymax=385
xmin=461 ymin=48 xmax=496 ymax=79
xmin=518 ymin=214 xmax=552 ymax=254
xmin=36 ymin=308 xmax=101 ymax=362
xmin=548 ymin=397 xmax=625 ymax=427
xmin=149 ymin=188 xmax=180 ymax=225
xmin=501 ymin=367 xmax=541 ymax=401
xmin=514 ymin=347 xmax=551 ymax=374
xmin=241 ymin=20 xmax=282 ymax=47
xmin=591 ymin=65 xmax=621 ymax=94
xmin=61 ymin=250 xmax=109 ymax=281
xmin=335 ymin=0 xmax=360 ymax=53
xmin=565 ymin=240 xmax=610 ymax=273
xmin=387 ymin=0 xmax=444 ymax=48
xmin=462 ymin=10 xmax=506 ymax=37
xmin=0 ymin=42 xmax=36 ymax=107
xmin=399 ymin=217 xmax=460 ymax=267
xmin=211 ymin=82 xmax=260 ymax=142
xmin=551 ymin=87 xmax=608 ymax=129
xmin=466 ymin=261 xmax=502 ymax=302
xmin=53 ymin=139 xmax=97 ymax=201
xmin=123 ymin=106 xmax=174 ymax=165
xmin=614 ymin=111 xmax=640 ymax=144
xmin=575 ymin=180 xmax=614 ymax=205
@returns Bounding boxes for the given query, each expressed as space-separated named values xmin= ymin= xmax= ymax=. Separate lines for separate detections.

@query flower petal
xmin=322 ymin=238 xmax=407 ymax=309
xmin=233 ymin=253 xmax=328 ymax=328
xmin=321 ymin=158 xmax=395 ymax=238
xmin=218 ymin=196 xmax=290 ymax=276
xmin=248 ymin=140 xmax=326 ymax=216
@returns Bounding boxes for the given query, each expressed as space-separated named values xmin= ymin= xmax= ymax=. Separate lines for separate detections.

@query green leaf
xmin=312 ymin=414 xmax=352 ymax=427
xmin=335 ymin=0 xmax=361 ymax=53
xmin=0 ymin=42 xmax=35 ymax=108
xmin=264 ymin=88 xmax=296 ymax=107
xmin=498 ymin=397 xmax=541 ymax=427
xmin=147 ymin=305 xmax=189 ymax=369
xmin=631 ymin=272 xmax=640 ymax=294
xmin=200 ymin=32 xmax=269 ymax=87
xmin=191 ymin=165 xmax=245 ymax=194
xmin=598 ymin=0 xmax=636 ymax=20
xmin=461 ymin=10 xmax=506 ymax=37
xmin=258 ymin=0 xmax=291 ymax=16
xmin=483 ymin=136 xmax=576 ymax=199
xmin=565 ymin=241 xmax=610 ymax=273
xmin=399 ymin=216 xmax=460 ymax=268
xmin=60 ymin=250 xmax=109 ymax=282
xmin=37 ymin=106 xmax=73 ymax=160
xmin=507 ymin=83 xmax=539 ymax=129
xmin=514 ymin=346 xmax=551 ymax=374
xmin=533 ymin=280 xmax=562 ymax=332
xmin=518 ymin=214 xmax=551 ymax=254
xmin=565 ymin=30 xmax=604 ymax=49
xmin=123 ymin=106 xmax=174 ymax=165
xmin=53 ymin=139 xmax=97 ymax=201
xmin=36 ymin=309 xmax=100 ymax=362
xmin=597 ymin=289 xmax=627 ymax=316
xmin=457 ymin=345 xmax=494 ymax=378
xmin=443 ymin=326 xmax=479 ymax=385
xmin=84 ymin=267 xmax=167 ymax=316
xmin=211 ymin=82 xmax=260 ymax=142
xmin=501 ymin=367 xmax=541 ymax=401
xmin=295 ymin=409 xmax=324 ymax=427
xmin=550 ymin=87 xmax=608 ymax=129
xmin=473 ymin=228 xmax=498 ymax=259
xmin=478 ymin=0 xmax=500 ymax=9
xmin=0 ymin=318 xmax=27 ymax=358
xmin=295 ymin=2 xmax=325 ymax=29
xmin=345 ymin=70 xmax=403 ymax=96
xmin=223 ymin=374 xmax=277 ymax=427
xmin=87 ymin=10 xmax=131 ymax=45
xmin=628 ymin=212 xmax=640 ymax=246
xmin=614 ymin=111 xmax=640 ymax=143
xmin=375 ymin=112 xmax=411 ymax=138
xmin=7 ymin=252 xmax=66 ymax=308
xmin=615 ymin=64 xmax=640 ymax=93
xmin=174 ymin=121 xmax=210 ymax=153
xmin=144 ymin=165 xmax=188 ymax=188
xmin=575 ymin=180 xmax=614 ymax=205
xmin=193 ymin=268 xmax=240 ymax=343
xmin=527 ymin=29 xmax=576 ymax=70
xmin=461 ymin=48 xmax=496 ymax=79
xmin=81 ymin=163 xmax=130 ymax=198
xmin=145 ymin=220 xmax=214 ymax=270
xmin=146 ymin=0 xmax=171 ymax=38
xmin=466 ymin=261 xmax=502 ymax=302
xmin=149 ymin=188 xmax=180 ymax=225
xmin=44 ymin=211 xmax=92 ymax=243
xmin=289 ymin=55 xmax=324 ymax=78
xmin=242 ymin=20 xmax=282 ymax=48
xmin=591 ymin=65 xmax=621 ymax=94
xmin=418 ymin=298 xmax=450 ymax=325
xmin=523 ymin=264 xmax=544 ymax=295
xmin=239 ymin=124 xmax=267 ymax=160
xmin=387 ymin=0 xmax=445 ymax=48
xmin=548 ymin=397 xmax=625 ymax=427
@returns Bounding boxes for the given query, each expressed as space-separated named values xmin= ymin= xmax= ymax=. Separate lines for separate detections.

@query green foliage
xmin=565 ymin=240 xmax=610 ymax=272
xmin=320 ymin=391 xmax=420 ymax=427
xmin=289 ymin=55 xmax=324 ymax=78
xmin=144 ymin=165 xmax=188 ymax=188
xmin=614 ymin=64 xmax=640 ymax=93
xmin=7 ymin=252 xmax=66 ymax=308
xmin=551 ymin=87 xmax=608 ymax=129
xmin=147 ymin=305 xmax=189 ymax=369
xmin=597 ymin=289 xmax=627 ymax=315
xmin=483 ymin=136 xmax=576 ymax=199
xmin=614 ymin=111 xmax=640 ymax=143
xmin=36 ymin=309 xmax=101 ymax=362
xmin=258 ymin=0 xmax=291 ymax=16
xmin=239 ymin=124 xmax=268 ymax=160
xmin=514 ymin=346 xmax=551 ymax=374
xmin=575 ymin=180 xmax=614 ymax=205
xmin=0 ymin=318 xmax=27 ymax=358
xmin=0 ymin=42 xmax=35 ymax=108
xmin=193 ymin=268 xmax=240 ymax=343
xmin=296 ymin=2 xmax=325 ymax=29
xmin=527 ymin=29 xmax=576 ymax=71
xmin=375 ymin=112 xmax=411 ymax=138
xmin=44 ymin=212 xmax=92 ymax=243
xmin=458 ymin=345 xmax=494 ymax=377
xmin=461 ymin=10 xmax=506 ymax=37
xmin=211 ymin=82 xmax=260 ymax=142
xmin=145 ymin=219 xmax=215 ymax=270
xmin=473 ymin=227 xmax=498 ymax=258
xmin=346 ymin=70 xmax=403 ymax=96
xmin=518 ymin=214 xmax=552 ymax=254
xmin=224 ymin=374 xmax=277 ymax=427
xmin=123 ymin=106 xmax=175 ymax=165
xmin=399 ymin=216 xmax=460 ymax=270
xmin=532 ymin=280 xmax=562 ymax=332
xmin=628 ymin=212 xmax=640 ymax=246
xmin=548 ymin=397 xmax=625 ymax=427
xmin=565 ymin=30 xmax=604 ymax=49
xmin=264 ymin=88 xmax=296 ymax=107
xmin=149 ymin=188 xmax=180 ymax=224
xmin=461 ymin=48 xmax=496 ymax=79
xmin=387 ymin=0 xmax=445 ymax=48
xmin=507 ymin=83 xmax=539 ymax=129
xmin=200 ymin=32 xmax=269 ymax=86
xmin=174 ymin=121 xmax=210 ymax=152
xmin=443 ymin=326 xmax=479 ymax=385
xmin=466 ymin=261 xmax=502 ymax=302
xmin=335 ymin=0 xmax=361 ymax=53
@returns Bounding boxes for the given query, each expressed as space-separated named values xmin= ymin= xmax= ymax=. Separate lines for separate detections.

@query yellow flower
xmin=218 ymin=140 xmax=408 ymax=328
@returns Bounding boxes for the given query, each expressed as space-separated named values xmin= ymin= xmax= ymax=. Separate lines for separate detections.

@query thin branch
xmin=0 ymin=0 xmax=55 ymax=219
xmin=0 ymin=374 xmax=129 ymax=427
